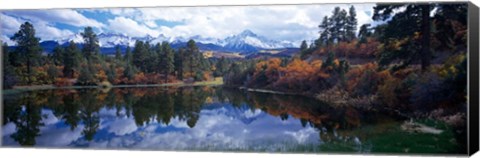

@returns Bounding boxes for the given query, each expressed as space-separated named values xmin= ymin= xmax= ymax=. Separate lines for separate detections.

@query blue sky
xmin=1 ymin=4 xmax=376 ymax=45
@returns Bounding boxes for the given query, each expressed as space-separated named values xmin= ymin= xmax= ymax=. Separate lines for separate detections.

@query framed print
xmin=1 ymin=1 xmax=479 ymax=156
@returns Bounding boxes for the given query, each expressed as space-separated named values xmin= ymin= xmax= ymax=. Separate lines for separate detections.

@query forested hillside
xmin=223 ymin=4 xmax=467 ymax=120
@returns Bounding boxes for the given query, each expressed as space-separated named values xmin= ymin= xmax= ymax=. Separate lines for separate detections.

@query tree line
xmin=224 ymin=4 xmax=468 ymax=117
xmin=2 ymin=23 xmax=233 ymax=89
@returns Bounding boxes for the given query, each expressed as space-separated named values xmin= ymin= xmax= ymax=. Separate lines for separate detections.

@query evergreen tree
xmin=46 ymin=64 xmax=58 ymax=83
xmin=328 ymin=7 xmax=348 ymax=43
xmin=373 ymin=4 xmax=433 ymax=71
xmin=115 ymin=45 xmax=122 ymax=60
xmin=63 ymin=41 xmax=81 ymax=78
xmin=299 ymin=40 xmax=310 ymax=59
xmin=81 ymin=27 xmax=100 ymax=60
xmin=346 ymin=6 xmax=358 ymax=42
xmin=107 ymin=64 xmax=116 ymax=83
xmin=132 ymin=41 xmax=148 ymax=72
xmin=174 ymin=48 xmax=185 ymax=80
xmin=2 ymin=43 xmax=17 ymax=89
xmin=160 ymin=42 xmax=175 ymax=83
xmin=124 ymin=46 xmax=132 ymax=63
xmin=77 ymin=64 xmax=95 ymax=85
xmin=143 ymin=41 xmax=157 ymax=73
xmin=123 ymin=63 xmax=136 ymax=80
xmin=358 ymin=24 xmax=372 ymax=43
xmin=214 ymin=57 xmax=229 ymax=77
xmin=317 ymin=16 xmax=331 ymax=47
xmin=185 ymin=40 xmax=200 ymax=79
xmin=154 ymin=43 xmax=163 ymax=73
xmin=52 ymin=46 xmax=65 ymax=66
xmin=10 ymin=22 xmax=42 ymax=84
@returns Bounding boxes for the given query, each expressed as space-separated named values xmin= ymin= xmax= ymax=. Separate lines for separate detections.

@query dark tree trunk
xmin=421 ymin=4 xmax=431 ymax=72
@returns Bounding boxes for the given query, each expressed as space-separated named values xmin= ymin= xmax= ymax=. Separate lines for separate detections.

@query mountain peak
xmin=239 ymin=29 xmax=257 ymax=37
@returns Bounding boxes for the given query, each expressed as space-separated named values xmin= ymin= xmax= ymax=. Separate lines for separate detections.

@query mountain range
xmin=38 ymin=30 xmax=299 ymax=55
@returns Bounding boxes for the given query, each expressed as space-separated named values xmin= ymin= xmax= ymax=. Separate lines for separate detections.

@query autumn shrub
xmin=345 ymin=63 xmax=376 ymax=94
xmin=313 ymin=39 xmax=380 ymax=59
xmin=54 ymin=77 xmax=74 ymax=87
xmin=410 ymin=72 xmax=448 ymax=111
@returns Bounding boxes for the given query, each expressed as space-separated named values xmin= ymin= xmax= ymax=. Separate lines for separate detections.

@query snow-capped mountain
xmin=221 ymin=30 xmax=295 ymax=50
xmin=44 ymin=29 xmax=298 ymax=54
xmin=97 ymin=33 xmax=135 ymax=47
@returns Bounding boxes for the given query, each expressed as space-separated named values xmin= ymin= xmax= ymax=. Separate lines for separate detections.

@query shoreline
xmin=2 ymin=79 xmax=224 ymax=94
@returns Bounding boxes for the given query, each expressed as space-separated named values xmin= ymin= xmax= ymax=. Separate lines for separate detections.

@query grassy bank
xmin=2 ymin=77 xmax=224 ymax=95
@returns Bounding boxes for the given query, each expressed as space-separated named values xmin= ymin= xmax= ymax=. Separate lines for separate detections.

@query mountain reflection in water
xmin=1 ymin=86 xmax=463 ymax=154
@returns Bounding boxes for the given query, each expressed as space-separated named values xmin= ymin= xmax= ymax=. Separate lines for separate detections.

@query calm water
xmin=1 ymin=86 xmax=466 ymax=154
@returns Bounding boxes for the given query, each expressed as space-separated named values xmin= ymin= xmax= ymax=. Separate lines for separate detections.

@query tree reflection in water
xmin=1 ymin=86 xmax=462 ymax=154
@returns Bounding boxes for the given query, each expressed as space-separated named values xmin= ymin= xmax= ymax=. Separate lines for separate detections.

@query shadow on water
xmin=1 ymin=86 xmax=466 ymax=154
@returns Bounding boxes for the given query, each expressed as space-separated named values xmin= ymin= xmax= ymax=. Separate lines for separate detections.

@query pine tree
xmin=107 ymin=64 xmax=116 ymax=83
xmin=2 ymin=43 xmax=18 ymax=89
xmin=317 ymin=16 xmax=331 ymax=47
xmin=346 ymin=6 xmax=358 ymax=42
xmin=299 ymin=40 xmax=310 ymax=59
xmin=185 ymin=40 xmax=200 ymax=79
xmin=373 ymin=4 xmax=433 ymax=71
xmin=47 ymin=64 xmax=58 ymax=83
xmin=214 ymin=57 xmax=229 ymax=77
xmin=52 ymin=46 xmax=65 ymax=66
xmin=132 ymin=41 xmax=148 ymax=72
xmin=115 ymin=45 xmax=122 ymax=60
xmin=328 ymin=7 xmax=348 ymax=43
xmin=63 ymin=41 xmax=80 ymax=78
xmin=174 ymin=48 xmax=185 ymax=80
xmin=77 ymin=65 xmax=94 ymax=85
xmin=81 ymin=27 xmax=100 ymax=60
xmin=358 ymin=24 xmax=372 ymax=44
xmin=160 ymin=42 xmax=175 ymax=83
xmin=124 ymin=46 xmax=132 ymax=63
xmin=123 ymin=63 xmax=135 ymax=80
xmin=10 ymin=22 xmax=42 ymax=84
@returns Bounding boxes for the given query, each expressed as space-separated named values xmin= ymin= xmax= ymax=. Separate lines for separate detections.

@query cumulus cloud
xmin=107 ymin=117 xmax=138 ymax=136
xmin=1 ymin=35 xmax=16 ymax=45
xmin=0 ymin=13 xmax=23 ymax=35
xmin=105 ymin=4 xmax=374 ymax=43
xmin=2 ymin=3 xmax=376 ymax=44
xmin=1 ymin=13 xmax=75 ymax=41
xmin=107 ymin=17 xmax=160 ymax=37
xmin=4 ymin=9 xmax=105 ymax=28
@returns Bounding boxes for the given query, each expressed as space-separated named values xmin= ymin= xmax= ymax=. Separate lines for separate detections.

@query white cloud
xmin=105 ymin=4 xmax=374 ymax=43
xmin=0 ymin=13 xmax=23 ymax=35
xmin=2 ymin=4 xmax=376 ymax=44
xmin=1 ymin=13 xmax=75 ymax=41
xmin=1 ymin=35 xmax=16 ymax=45
xmin=4 ymin=9 xmax=105 ymax=28
xmin=107 ymin=17 xmax=160 ymax=37
xmin=107 ymin=117 xmax=138 ymax=136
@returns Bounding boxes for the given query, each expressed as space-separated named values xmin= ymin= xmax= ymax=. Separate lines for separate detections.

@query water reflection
xmin=1 ymin=86 xmax=462 ymax=153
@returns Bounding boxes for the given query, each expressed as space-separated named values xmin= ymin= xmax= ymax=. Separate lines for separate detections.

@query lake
xmin=1 ymin=86 xmax=466 ymax=154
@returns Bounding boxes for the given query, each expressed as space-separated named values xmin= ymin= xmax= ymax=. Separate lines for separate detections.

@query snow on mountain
xmin=48 ymin=29 xmax=297 ymax=53
xmin=58 ymin=33 xmax=84 ymax=44
xmin=150 ymin=34 xmax=173 ymax=44
xmin=221 ymin=30 xmax=295 ymax=49
xmin=189 ymin=35 xmax=223 ymax=45
xmin=97 ymin=33 xmax=136 ymax=47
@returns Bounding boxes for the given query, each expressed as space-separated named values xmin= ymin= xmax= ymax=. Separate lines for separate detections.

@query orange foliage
xmin=54 ymin=77 xmax=74 ymax=87
xmin=96 ymin=70 xmax=107 ymax=82
xmin=314 ymin=39 xmax=380 ymax=58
